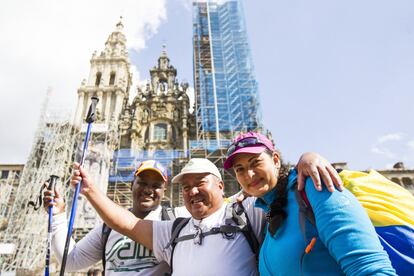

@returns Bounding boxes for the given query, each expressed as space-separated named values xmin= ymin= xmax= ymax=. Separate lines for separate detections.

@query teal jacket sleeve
xmin=304 ymin=177 xmax=396 ymax=275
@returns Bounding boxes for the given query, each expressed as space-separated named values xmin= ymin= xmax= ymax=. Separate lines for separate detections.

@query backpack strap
xmin=101 ymin=222 xmax=112 ymax=274
xmin=166 ymin=217 xmax=191 ymax=274
xmin=295 ymin=188 xmax=317 ymax=244
xmin=161 ymin=206 xmax=176 ymax=221
xmin=166 ymin=204 xmax=253 ymax=246
xmin=231 ymin=202 xmax=260 ymax=260
xmin=165 ymin=203 xmax=260 ymax=273
xmin=294 ymin=167 xmax=343 ymax=235
xmin=295 ymin=167 xmax=343 ymax=230
xmin=171 ymin=224 xmax=247 ymax=245
xmin=295 ymin=189 xmax=315 ymax=228
xmin=294 ymin=187 xmax=318 ymax=274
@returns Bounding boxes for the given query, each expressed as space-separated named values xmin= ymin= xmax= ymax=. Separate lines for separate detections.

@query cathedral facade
xmin=119 ymin=46 xmax=195 ymax=153
xmin=71 ymin=20 xmax=196 ymax=213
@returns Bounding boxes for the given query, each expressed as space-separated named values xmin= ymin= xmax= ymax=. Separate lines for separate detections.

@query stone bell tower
xmin=71 ymin=19 xmax=133 ymax=230
xmin=74 ymin=19 xmax=132 ymax=126
xmin=119 ymin=45 xmax=192 ymax=153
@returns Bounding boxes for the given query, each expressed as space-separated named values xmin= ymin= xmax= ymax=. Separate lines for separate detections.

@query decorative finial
xmin=116 ymin=16 xmax=124 ymax=30
xmin=161 ymin=43 xmax=167 ymax=57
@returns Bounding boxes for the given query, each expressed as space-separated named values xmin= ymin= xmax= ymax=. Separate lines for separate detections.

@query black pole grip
xmin=85 ymin=96 xmax=99 ymax=123
xmin=47 ymin=175 xmax=59 ymax=192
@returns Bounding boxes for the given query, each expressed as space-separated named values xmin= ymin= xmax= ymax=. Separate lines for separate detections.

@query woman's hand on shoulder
xmin=296 ymin=152 xmax=343 ymax=192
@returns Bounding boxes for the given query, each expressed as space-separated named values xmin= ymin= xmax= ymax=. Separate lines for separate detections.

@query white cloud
xmin=371 ymin=133 xmax=414 ymax=169
xmin=0 ymin=0 xmax=167 ymax=163
xmin=377 ymin=132 xmax=405 ymax=143
xmin=371 ymin=132 xmax=404 ymax=159
xmin=370 ymin=145 xmax=396 ymax=159
xmin=178 ymin=0 xmax=232 ymax=11
xmin=177 ymin=0 xmax=193 ymax=11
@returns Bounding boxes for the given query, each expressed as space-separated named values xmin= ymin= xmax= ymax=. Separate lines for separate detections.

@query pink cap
xmin=224 ymin=132 xmax=274 ymax=170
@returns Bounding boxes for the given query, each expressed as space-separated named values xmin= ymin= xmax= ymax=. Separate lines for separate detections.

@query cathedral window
xmin=109 ymin=72 xmax=116 ymax=85
xmin=144 ymin=128 xmax=149 ymax=142
xmin=402 ymin=177 xmax=413 ymax=186
xmin=153 ymin=123 xmax=167 ymax=141
xmin=1 ymin=170 xmax=9 ymax=179
xmin=95 ymin=72 xmax=102 ymax=86
xmin=391 ymin=177 xmax=401 ymax=184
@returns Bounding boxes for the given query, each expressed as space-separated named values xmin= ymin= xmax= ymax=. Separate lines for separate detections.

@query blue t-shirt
xmin=255 ymin=169 xmax=396 ymax=276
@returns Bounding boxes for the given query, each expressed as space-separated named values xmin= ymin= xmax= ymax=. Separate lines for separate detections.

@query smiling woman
xmin=224 ymin=132 xmax=397 ymax=275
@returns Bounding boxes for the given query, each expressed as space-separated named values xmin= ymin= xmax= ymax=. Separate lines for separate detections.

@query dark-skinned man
xmin=44 ymin=160 xmax=181 ymax=275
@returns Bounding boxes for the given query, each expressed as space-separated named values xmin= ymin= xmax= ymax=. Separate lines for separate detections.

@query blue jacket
xmin=255 ymin=169 xmax=396 ymax=275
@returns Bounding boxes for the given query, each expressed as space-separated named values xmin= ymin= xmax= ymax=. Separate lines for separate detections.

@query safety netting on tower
xmin=108 ymin=149 xmax=188 ymax=207
xmin=191 ymin=0 xmax=264 ymax=197
xmin=192 ymin=0 xmax=263 ymax=145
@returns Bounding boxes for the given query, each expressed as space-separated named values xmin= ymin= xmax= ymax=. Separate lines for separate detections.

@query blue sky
xmin=247 ymin=0 xmax=414 ymax=170
xmin=134 ymin=0 xmax=414 ymax=170
xmin=1 ymin=0 xmax=413 ymax=170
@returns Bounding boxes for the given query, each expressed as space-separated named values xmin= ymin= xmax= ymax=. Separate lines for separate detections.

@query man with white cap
xmin=71 ymin=153 xmax=340 ymax=275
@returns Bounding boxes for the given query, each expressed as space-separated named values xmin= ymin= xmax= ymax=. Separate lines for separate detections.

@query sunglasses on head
xmin=226 ymin=137 xmax=270 ymax=157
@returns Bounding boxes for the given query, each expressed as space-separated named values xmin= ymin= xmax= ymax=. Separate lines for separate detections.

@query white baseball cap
xmin=171 ymin=158 xmax=222 ymax=184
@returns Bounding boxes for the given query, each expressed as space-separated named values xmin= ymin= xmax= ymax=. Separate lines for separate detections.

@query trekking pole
xmin=60 ymin=97 xmax=99 ymax=275
xmin=45 ymin=175 xmax=59 ymax=276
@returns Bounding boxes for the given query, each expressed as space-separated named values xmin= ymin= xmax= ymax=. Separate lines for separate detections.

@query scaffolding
xmin=108 ymin=149 xmax=188 ymax=207
xmin=0 ymin=170 xmax=22 ymax=232
xmin=0 ymin=93 xmax=78 ymax=274
xmin=191 ymin=0 xmax=265 ymax=196
xmin=192 ymin=0 xmax=262 ymax=146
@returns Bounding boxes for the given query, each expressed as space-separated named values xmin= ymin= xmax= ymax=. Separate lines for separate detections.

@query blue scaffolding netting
xmin=109 ymin=149 xmax=187 ymax=182
xmin=109 ymin=140 xmax=234 ymax=183
xmin=193 ymin=0 xmax=263 ymax=134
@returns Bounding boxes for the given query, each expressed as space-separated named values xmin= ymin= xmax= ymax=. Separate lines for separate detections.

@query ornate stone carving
xmin=124 ymin=46 xmax=193 ymax=151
